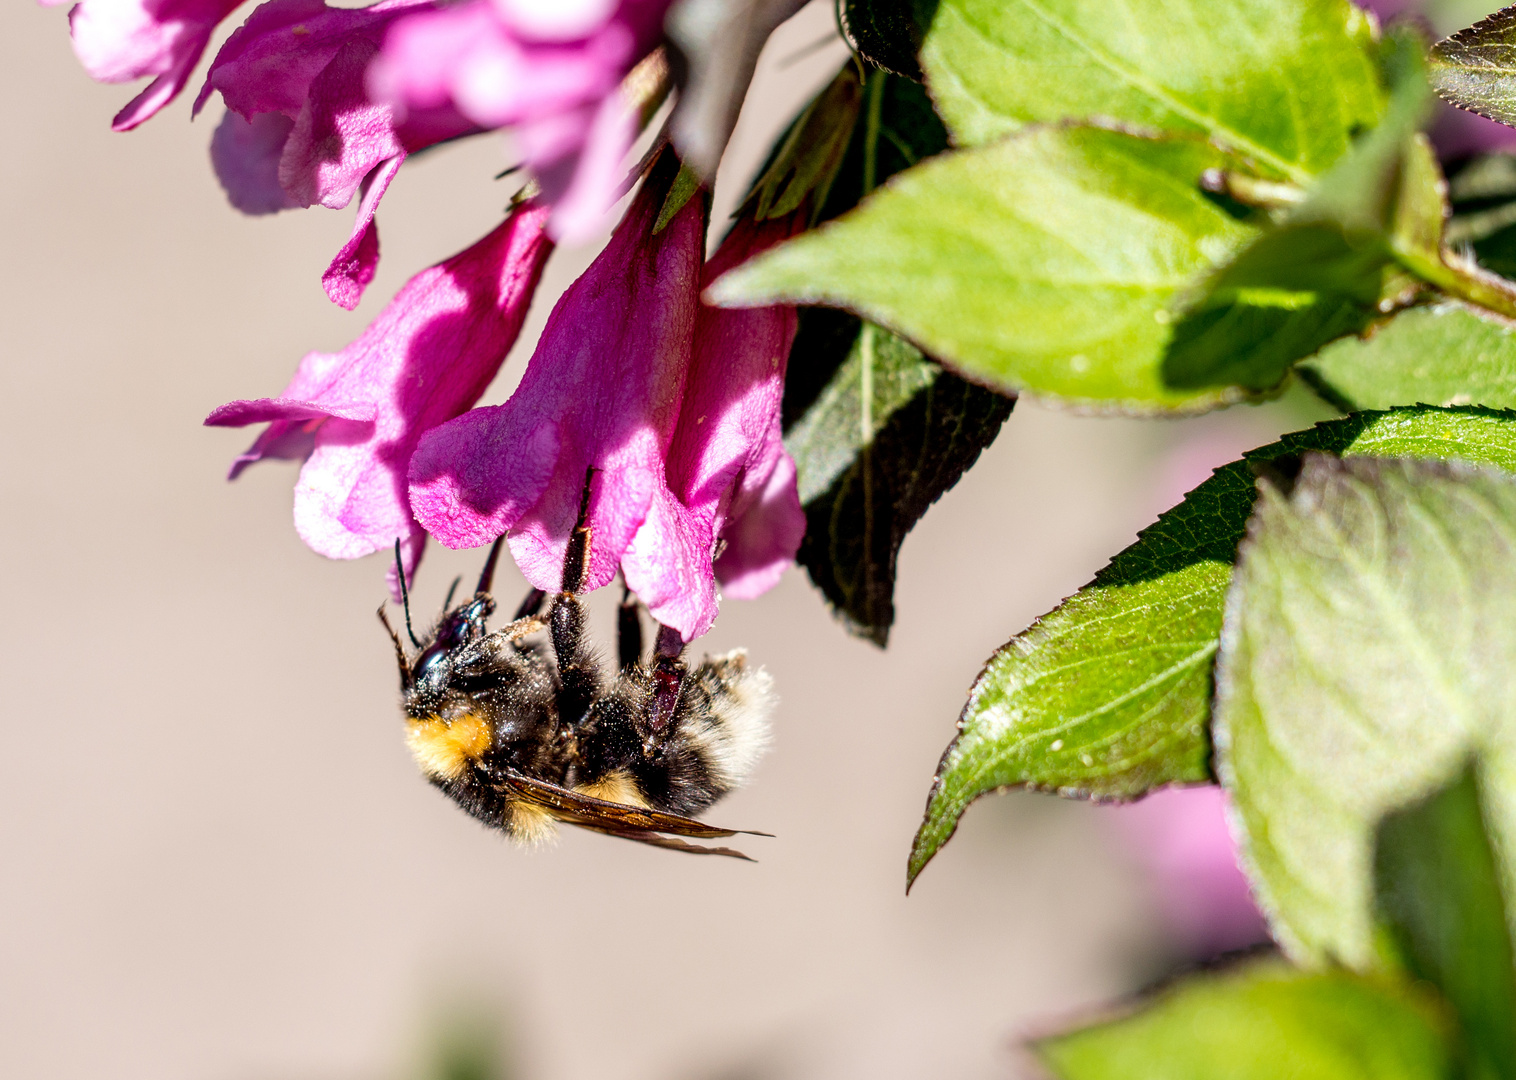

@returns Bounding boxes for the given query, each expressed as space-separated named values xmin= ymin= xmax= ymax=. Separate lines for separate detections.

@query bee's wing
xmin=499 ymin=768 xmax=768 ymax=859
xmin=570 ymin=823 xmax=757 ymax=860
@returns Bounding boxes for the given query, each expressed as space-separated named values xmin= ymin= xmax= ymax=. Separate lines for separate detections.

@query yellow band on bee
xmin=405 ymin=713 xmax=491 ymax=780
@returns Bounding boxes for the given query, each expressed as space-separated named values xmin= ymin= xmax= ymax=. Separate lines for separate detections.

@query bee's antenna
xmin=394 ymin=539 xmax=422 ymax=649
xmin=377 ymin=606 xmax=413 ymax=689
xmin=442 ymin=575 xmax=464 ymax=612
xmin=476 ymin=535 xmax=506 ymax=597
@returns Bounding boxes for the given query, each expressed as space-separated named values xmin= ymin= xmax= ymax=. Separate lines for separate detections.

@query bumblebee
xmin=379 ymin=481 xmax=772 ymax=858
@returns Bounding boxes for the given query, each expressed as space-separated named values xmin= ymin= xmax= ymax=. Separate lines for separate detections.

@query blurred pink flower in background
xmin=206 ymin=200 xmax=554 ymax=597
xmin=47 ymin=0 xmax=674 ymax=256
xmin=1113 ymin=787 xmax=1268 ymax=958
xmin=369 ymin=0 xmax=672 ymax=241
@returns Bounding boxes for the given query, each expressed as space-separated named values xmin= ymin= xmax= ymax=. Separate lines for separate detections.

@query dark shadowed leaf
xmin=1216 ymin=455 xmax=1516 ymax=969
xmin=908 ymin=408 xmax=1516 ymax=888
xmin=1431 ymin=6 xmax=1516 ymax=128
xmin=840 ymin=0 xmax=939 ymax=79
xmin=918 ymin=0 xmax=1382 ymax=176
xmin=763 ymin=73 xmax=1010 ymax=644
xmin=784 ymin=310 xmax=1011 ymax=644
xmin=1375 ymin=764 xmax=1516 ymax=1080
xmin=1304 ymin=302 xmax=1516 ymax=411
xmin=1445 ymin=153 xmax=1516 ymax=279
xmin=1038 ymin=960 xmax=1454 ymax=1080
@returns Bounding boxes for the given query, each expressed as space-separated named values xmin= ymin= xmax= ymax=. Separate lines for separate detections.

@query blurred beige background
xmin=1 ymin=4 xmax=1320 ymax=1078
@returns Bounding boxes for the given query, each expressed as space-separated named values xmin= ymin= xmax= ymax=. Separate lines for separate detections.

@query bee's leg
xmin=560 ymin=466 xmax=594 ymax=595
xmin=495 ymin=613 xmax=547 ymax=642
xmin=629 ymin=649 xmax=774 ymax=817
xmin=482 ymin=589 xmax=547 ymax=645
xmin=617 ymin=585 xmax=643 ymax=671
xmin=513 ymin=587 xmax=547 ymax=620
xmin=639 ymin=623 xmax=688 ymax=757
xmin=475 ymin=534 xmax=507 ymax=596
xmin=551 ymin=468 xmax=600 ymax=725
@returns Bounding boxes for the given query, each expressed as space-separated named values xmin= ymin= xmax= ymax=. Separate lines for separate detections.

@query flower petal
xmin=210 ymin=110 xmax=302 ymax=214
xmin=619 ymin=212 xmax=803 ymax=639
xmin=205 ymin=396 xmax=378 ymax=426
xmin=210 ymin=201 xmax=555 ymax=578
xmin=529 ymin=89 xmax=638 ymax=243
xmin=199 ymin=0 xmax=473 ymax=298
xmin=714 ymin=442 xmax=804 ymax=599
xmin=196 ymin=0 xmax=423 ymax=119
xmin=409 ymin=151 xmax=705 ymax=594
xmin=322 ymin=153 xmax=405 ymax=310
xmin=371 ymin=0 xmax=667 ymax=239
xmin=66 ymin=0 xmax=243 ymax=127
xmin=278 ymin=37 xmax=404 ymax=209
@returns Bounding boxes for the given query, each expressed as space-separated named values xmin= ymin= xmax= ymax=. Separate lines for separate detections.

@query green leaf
xmin=908 ymin=407 xmax=1516 ymax=889
xmin=712 ymin=125 xmax=1265 ymax=412
xmin=1037 ymin=960 xmax=1454 ymax=1080
xmin=654 ymin=163 xmax=706 ymax=233
xmin=1216 ymin=455 xmax=1516 ymax=969
xmin=1161 ymin=31 xmax=1439 ymax=390
xmin=1304 ymin=302 xmax=1516 ymax=411
xmin=811 ymin=69 xmax=948 ymax=221
xmin=784 ymin=311 xmax=1012 ymax=644
xmin=1432 ymin=6 xmax=1516 ymax=128
xmin=918 ymin=0 xmax=1383 ymax=181
xmin=1375 ymin=763 xmax=1516 ymax=1080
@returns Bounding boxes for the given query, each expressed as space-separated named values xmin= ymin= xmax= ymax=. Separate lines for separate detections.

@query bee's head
xmin=412 ymin=594 xmax=496 ymax=683
xmin=384 ymin=537 xmax=507 ymax=691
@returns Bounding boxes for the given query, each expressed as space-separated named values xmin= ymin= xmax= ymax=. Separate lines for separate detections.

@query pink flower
xmin=369 ymin=0 xmax=671 ymax=242
xmin=1112 ymin=787 xmax=1268 ymax=959
xmin=619 ymin=212 xmax=807 ymax=639
xmin=52 ymin=0 xmax=246 ymax=130
xmin=408 ymin=151 xmax=705 ymax=598
xmin=195 ymin=0 xmax=478 ymax=308
xmin=205 ymin=200 xmax=554 ymax=595
xmin=410 ymin=156 xmax=808 ymax=640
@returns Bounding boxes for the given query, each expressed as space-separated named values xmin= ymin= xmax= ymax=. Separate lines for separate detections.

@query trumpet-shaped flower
xmin=206 ymin=200 xmax=554 ymax=594
xmin=195 ymin=0 xmax=477 ymax=307
xmin=369 ymin=0 xmax=671 ymax=241
xmin=408 ymin=151 xmax=704 ymax=595
xmin=50 ymin=0 xmax=246 ymax=130
xmin=619 ymin=212 xmax=806 ymax=639
xmin=410 ymin=155 xmax=806 ymax=640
